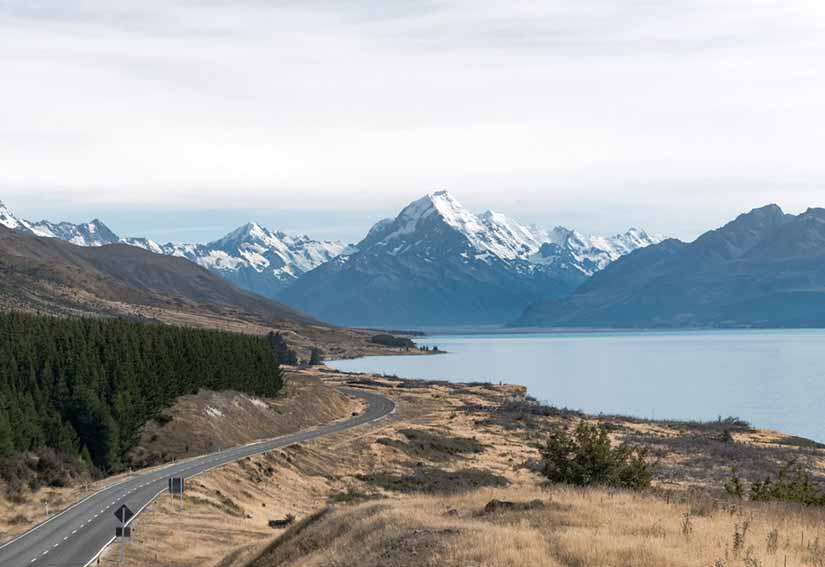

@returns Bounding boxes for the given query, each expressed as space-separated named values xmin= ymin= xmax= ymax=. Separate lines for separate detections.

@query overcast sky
xmin=2 ymin=0 xmax=824 ymax=244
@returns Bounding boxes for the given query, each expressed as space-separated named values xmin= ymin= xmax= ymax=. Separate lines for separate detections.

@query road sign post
xmin=113 ymin=505 xmax=134 ymax=564
xmin=115 ymin=526 xmax=132 ymax=538
xmin=169 ymin=476 xmax=185 ymax=510
xmin=114 ymin=504 xmax=134 ymax=524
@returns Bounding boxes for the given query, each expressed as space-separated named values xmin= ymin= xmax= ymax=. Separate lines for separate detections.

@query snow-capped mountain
xmin=513 ymin=204 xmax=825 ymax=328
xmin=2 ymin=194 xmax=659 ymax=325
xmin=0 ymin=200 xmax=345 ymax=296
xmin=126 ymin=223 xmax=347 ymax=297
xmin=0 ymin=201 xmax=120 ymax=246
xmin=355 ymin=192 xmax=657 ymax=273
xmin=281 ymin=191 xmax=659 ymax=326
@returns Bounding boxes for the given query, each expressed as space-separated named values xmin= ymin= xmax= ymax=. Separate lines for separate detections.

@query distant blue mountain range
xmin=512 ymin=205 xmax=825 ymax=328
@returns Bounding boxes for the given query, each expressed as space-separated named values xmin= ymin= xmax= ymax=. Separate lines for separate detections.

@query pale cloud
xmin=1 ymin=0 xmax=824 ymax=241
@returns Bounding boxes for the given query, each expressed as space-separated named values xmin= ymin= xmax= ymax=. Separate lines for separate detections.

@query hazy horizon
xmin=2 ymin=193 xmax=810 ymax=246
xmin=3 ymin=0 xmax=825 ymax=243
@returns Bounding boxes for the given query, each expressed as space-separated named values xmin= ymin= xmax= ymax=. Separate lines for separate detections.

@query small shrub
xmin=725 ymin=467 xmax=745 ymax=499
xmin=724 ymin=460 xmax=825 ymax=506
xmin=154 ymin=413 xmax=173 ymax=426
xmin=540 ymin=422 xmax=652 ymax=490
xmin=9 ymin=513 xmax=30 ymax=525
xmin=0 ymin=448 xmax=88 ymax=501
xmin=750 ymin=460 xmax=825 ymax=505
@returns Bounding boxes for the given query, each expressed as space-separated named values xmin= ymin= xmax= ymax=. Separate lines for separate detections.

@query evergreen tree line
xmin=0 ymin=312 xmax=283 ymax=473
xmin=265 ymin=332 xmax=322 ymax=366
xmin=266 ymin=331 xmax=298 ymax=365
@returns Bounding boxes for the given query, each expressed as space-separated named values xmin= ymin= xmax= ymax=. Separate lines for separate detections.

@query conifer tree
xmin=309 ymin=347 xmax=323 ymax=366
xmin=0 ymin=313 xmax=284 ymax=472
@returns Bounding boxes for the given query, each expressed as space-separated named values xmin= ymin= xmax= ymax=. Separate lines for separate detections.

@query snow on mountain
xmin=1 ymin=194 xmax=659 ymax=324
xmin=159 ymin=223 xmax=347 ymax=290
xmin=0 ymin=201 xmax=23 ymax=231
xmin=122 ymin=223 xmax=346 ymax=297
xmin=281 ymin=190 xmax=662 ymax=326
xmin=532 ymin=226 xmax=660 ymax=275
xmin=0 ymin=200 xmax=345 ymax=297
xmin=360 ymin=190 xmax=659 ymax=274
xmin=28 ymin=219 xmax=121 ymax=247
xmin=0 ymin=201 xmax=119 ymax=246
xmin=121 ymin=236 xmax=167 ymax=255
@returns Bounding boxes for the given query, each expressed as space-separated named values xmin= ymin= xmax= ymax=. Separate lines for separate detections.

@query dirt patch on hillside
xmin=129 ymin=371 xmax=362 ymax=467
xmin=376 ymin=428 xmax=486 ymax=462
xmin=359 ymin=466 xmax=508 ymax=494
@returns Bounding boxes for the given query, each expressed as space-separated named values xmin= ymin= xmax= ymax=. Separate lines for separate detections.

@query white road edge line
xmin=0 ymin=451 xmax=205 ymax=552
xmin=40 ymin=390 xmax=395 ymax=567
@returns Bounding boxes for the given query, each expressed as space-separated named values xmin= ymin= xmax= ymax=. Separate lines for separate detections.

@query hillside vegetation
xmin=0 ymin=225 xmax=421 ymax=361
xmin=250 ymin=486 xmax=825 ymax=567
xmin=0 ymin=312 xmax=283 ymax=477
xmin=86 ymin=370 xmax=825 ymax=567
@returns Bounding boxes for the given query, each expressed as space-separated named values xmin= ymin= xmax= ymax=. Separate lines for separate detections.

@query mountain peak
xmin=218 ymin=222 xmax=269 ymax=245
xmin=0 ymin=201 xmax=20 ymax=230
xmin=89 ymin=218 xmax=107 ymax=228
xmin=414 ymin=190 xmax=465 ymax=215
xmin=722 ymin=204 xmax=788 ymax=233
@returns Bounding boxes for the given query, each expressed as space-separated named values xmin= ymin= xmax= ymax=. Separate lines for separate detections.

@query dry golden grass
xmin=130 ymin=371 xmax=364 ymax=465
xmin=95 ymin=370 xmax=825 ymax=567
xmin=251 ymin=485 xmax=825 ymax=567
xmin=95 ymin=373 xmax=532 ymax=567
xmin=9 ymin=367 xmax=825 ymax=567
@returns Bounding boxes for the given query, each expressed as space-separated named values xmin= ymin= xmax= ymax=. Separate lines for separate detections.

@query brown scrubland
xmin=93 ymin=368 xmax=825 ymax=567
xmin=4 ymin=366 xmax=825 ymax=567
xmin=249 ymin=486 xmax=825 ymax=567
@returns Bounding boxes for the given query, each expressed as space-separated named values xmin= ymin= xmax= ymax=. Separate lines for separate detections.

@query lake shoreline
xmin=330 ymin=329 xmax=825 ymax=444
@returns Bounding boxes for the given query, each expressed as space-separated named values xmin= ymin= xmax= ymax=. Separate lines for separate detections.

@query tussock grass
xmin=250 ymin=485 xmax=825 ymax=567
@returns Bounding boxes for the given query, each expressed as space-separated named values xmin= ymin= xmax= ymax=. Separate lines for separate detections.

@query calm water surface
xmin=329 ymin=330 xmax=825 ymax=442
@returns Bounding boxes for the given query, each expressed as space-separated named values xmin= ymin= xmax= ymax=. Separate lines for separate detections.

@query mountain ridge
xmin=0 ymin=201 xmax=346 ymax=296
xmin=511 ymin=204 xmax=825 ymax=328
xmin=2 ymin=194 xmax=660 ymax=326
xmin=281 ymin=191 xmax=660 ymax=326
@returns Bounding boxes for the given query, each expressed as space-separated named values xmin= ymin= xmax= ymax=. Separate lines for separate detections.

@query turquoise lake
xmin=329 ymin=330 xmax=825 ymax=442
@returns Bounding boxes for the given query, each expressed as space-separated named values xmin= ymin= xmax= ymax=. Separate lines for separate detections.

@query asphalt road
xmin=0 ymin=388 xmax=394 ymax=567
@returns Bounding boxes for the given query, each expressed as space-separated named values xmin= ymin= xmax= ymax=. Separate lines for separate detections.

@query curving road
xmin=0 ymin=388 xmax=394 ymax=567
